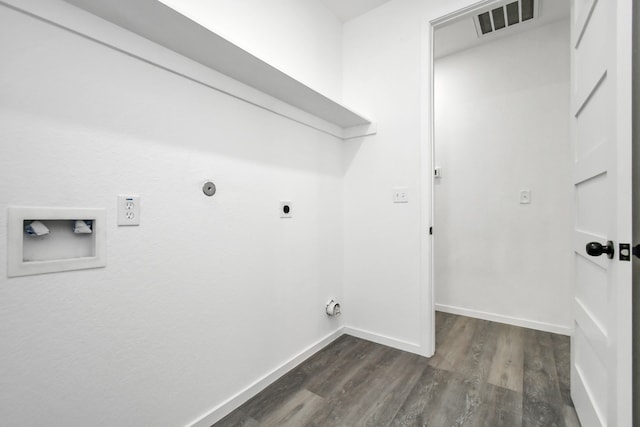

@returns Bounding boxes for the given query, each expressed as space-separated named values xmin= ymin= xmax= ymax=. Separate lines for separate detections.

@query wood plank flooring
xmin=213 ymin=312 xmax=580 ymax=427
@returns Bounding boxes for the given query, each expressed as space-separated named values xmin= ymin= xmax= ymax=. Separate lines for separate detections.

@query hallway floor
xmin=213 ymin=312 xmax=580 ymax=426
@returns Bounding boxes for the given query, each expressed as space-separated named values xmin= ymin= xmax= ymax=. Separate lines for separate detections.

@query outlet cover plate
xmin=392 ymin=187 xmax=409 ymax=203
xmin=118 ymin=195 xmax=140 ymax=225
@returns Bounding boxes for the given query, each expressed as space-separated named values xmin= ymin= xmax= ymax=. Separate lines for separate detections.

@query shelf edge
xmin=5 ymin=0 xmax=376 ymax=138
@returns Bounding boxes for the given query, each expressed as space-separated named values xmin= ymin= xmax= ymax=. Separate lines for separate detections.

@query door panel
xmin=570 ymin=0 xmax=633 ymax=425
xmin=575 ymin=78 xmax=608 ymax=160
xmin=574 ymin=298 xmax=607 ymax=367
xmin=574 ymin=324 xmax=608 ymax=419
xmin=575 ymin=174 xmax=609 ymax=236
xmin=573 ymin=0 xmax=606 ymax=105
xmin=574 ymin=256 xmax=608 ymax=330
xmin=573 ymin=0 xmax=597 ymax=47
xmin=573 ymin=143 xmax=608 ymax=186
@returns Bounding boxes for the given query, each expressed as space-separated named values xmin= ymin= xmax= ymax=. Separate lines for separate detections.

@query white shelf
xmin=61 ymin=0 xmax=373 ymax=132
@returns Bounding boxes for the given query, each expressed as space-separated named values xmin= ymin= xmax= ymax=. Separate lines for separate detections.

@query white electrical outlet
xmin=118 ymin=195 xmax=140 ymax=226
xmin=519 ymin=189 xmax=531 ymax=204
xmin=392 ymin=187 xmax=409 ymax=203
xmin=280 ymin=201 xmax=293 ymax=218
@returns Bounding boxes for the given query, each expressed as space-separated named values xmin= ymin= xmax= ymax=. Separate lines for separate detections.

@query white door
xmin=570 ymin=0 xmax=633 ymax=425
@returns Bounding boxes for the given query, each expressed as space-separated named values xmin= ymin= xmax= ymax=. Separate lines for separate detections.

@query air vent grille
xmin=475 ymin=0 xmax=537 ymax=36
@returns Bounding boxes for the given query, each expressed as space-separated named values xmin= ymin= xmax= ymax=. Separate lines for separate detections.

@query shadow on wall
xmin=342 ymin=138 xmax=365 ymax=173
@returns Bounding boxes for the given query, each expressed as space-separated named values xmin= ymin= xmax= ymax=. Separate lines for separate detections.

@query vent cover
xmin=475 ymin=0 xmax=538 ymax=37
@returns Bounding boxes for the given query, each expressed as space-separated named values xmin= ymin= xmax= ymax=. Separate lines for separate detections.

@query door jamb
xmin=423 ymin=0 xmax=510 ymax=357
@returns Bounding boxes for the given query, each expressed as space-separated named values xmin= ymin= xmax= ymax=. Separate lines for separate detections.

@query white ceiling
xmin=320 ymin=0 xmax=391 ymax=22
xmin=435 ymin=0 xmax=570 ymax=59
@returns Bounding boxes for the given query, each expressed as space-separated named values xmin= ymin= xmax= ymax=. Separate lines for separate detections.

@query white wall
xmin=342 ymin=0 xmax=574 ymax=352
xmin=433 ymin=20 xmax=573 ymax=332
xmin=0 ymin=0 xmax=577 ymax=424
xmin=342 ymin=0 xmax=469 ymax=356
xmin=0 ymin=4 xmax=344 ymax=426
xmin=158 ymin=0 xmax=344 ymax=101
xmin=342 ymin=3 xmax=423 ymax=351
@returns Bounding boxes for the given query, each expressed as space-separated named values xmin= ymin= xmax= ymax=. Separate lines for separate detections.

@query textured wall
xmin=342 ymin=0 xmax=471 ymax=355
xmin=342 ymin=0 xmax=572 ymax=352
xmin=434 ymin=20 xmax=572 ymax=332
xmin=0 ymin=4 xmax=343 ymax=426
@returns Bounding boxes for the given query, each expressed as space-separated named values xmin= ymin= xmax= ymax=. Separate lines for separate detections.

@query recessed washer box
xmin=7 ymin=206 xmax=106 ymax=277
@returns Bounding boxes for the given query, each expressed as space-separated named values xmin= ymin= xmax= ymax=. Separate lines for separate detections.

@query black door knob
xmin=586 ymin=241 xmax=615 ymax=259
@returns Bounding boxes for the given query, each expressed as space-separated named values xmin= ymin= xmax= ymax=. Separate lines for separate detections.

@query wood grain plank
xmin=348 ymin=351 xmax=427 ymax=426
xmin=488 ymin=324 xmax=525 ymax=392
xmin=429 ymin=315 xmax=479 ymax=371
xmin=455 ymin=318 xmax=496 ymax=384
xmin=239 ymin=335 xmax=367 ymax=420
xmin=305 ymin=337 xmax=379 ymax=398
xmin=551 ymin=333 xmax=572 ymax=407
xmin=563 ymin=404 xmax=581 ymax=427
xmin=298 ymin=334 xmax=364 ymax=377
xmin=211 ymin=409 xmax=259 ymax=427
xmin=259 ymin=389 xmax=325 ymax=427
xmin=435 ymin=310 xmax=458 ymax=344
xmin=522 ymin=329 xmax=566 ymax=427
xmin=214 ymin=315 xmax=578 ymax=427
xmin=390 ymin=365 xmax=453 ymax=426
xmin=305 ymin=345 xmax=399 ymax=426
xmin=237 ymin=367 xmax=309 ymax=421
xmin=434 ymin=317 xmax=499 ymax=425
xmin=428 ymin=373 xmax=489 ymax=426
xmin=468 ymin=383 xmax=523 ymax=427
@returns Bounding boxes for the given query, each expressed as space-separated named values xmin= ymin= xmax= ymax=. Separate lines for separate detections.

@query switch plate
xmin=118 ymin=195 xmax=140 ymax=225
xmin=519 ymin=189 xmax=531 ymax=204
xmin=393 ymin=187 xmax=409 ymax=203
xmin=280 ymin=201 xmax=293 ymax=218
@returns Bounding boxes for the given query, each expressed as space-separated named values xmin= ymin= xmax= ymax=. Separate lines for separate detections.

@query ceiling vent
xmin=474 ymin=0 xmax=538 ymax=37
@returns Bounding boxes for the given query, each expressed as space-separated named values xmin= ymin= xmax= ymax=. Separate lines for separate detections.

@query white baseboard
xmin=187 ymin=327 xmax=344 ymax=427
xmin=342 ymin=326 xmax=425 ymax=356
xmin=435 ymin=304 xmax=573 ymax=336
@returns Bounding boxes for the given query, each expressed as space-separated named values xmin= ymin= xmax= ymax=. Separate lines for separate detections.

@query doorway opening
xmin=430 ymin=0 xmax=572 ymax=338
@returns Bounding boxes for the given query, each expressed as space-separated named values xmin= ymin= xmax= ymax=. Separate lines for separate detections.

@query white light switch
xmin=519 ymin=189 xmax=531 ymax=204
xmin=393 ymin=187 xmax=409 ymax=203
xmin=118 ymin=195 xmax=140 ymax=225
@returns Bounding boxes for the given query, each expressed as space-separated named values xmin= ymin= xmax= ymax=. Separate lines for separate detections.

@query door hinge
xmin=620 ymin=243 xmax=631 ymax=261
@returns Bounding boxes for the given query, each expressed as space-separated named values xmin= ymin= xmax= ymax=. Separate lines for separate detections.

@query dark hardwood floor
xmin=213 ymin=312 xmax=580 ymax=426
